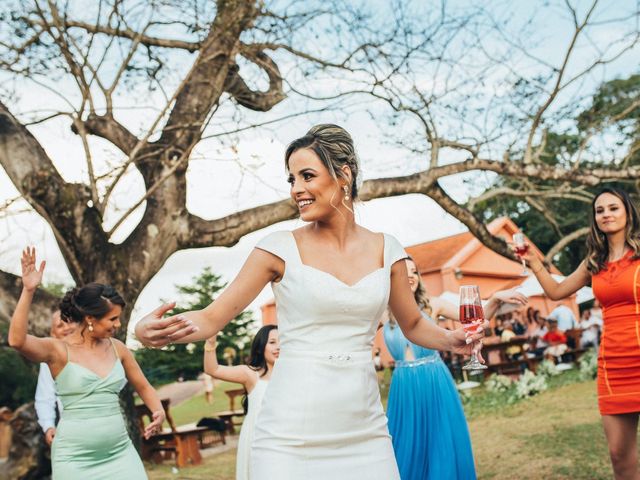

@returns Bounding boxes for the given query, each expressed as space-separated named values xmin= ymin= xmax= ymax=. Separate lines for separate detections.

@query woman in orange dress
xmin=519 ymin=187 xmax=640 ymax=480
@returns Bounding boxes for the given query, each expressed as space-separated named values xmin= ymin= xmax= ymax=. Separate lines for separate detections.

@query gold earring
xmin=88 ymin=322 xmax=94 ymax=332
xmin=343 ymin=185 xmax=350 ymax=201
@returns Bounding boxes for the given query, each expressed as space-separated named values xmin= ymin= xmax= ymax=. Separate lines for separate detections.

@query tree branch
xmin=545 ymin=227 xmax=590 ymax=262
xmin=468 ymin=186 xmax=592 ymax=210
xmin=0 ymin=102 xmax=106 ymax=282
xmin=56 ymin=18 xmax=202 ymax=51
xmin=74 ymin=113 xmax=138 ymax=155
xmin=424 ymin=182 xmax=516 ymax=260
xmin=224 ymin=48 xmax=285 ymax=111
xmin=157 ymin=3 xmax=260 ymax=154
xmin=523 ymin=0 xmax=599 ymax=164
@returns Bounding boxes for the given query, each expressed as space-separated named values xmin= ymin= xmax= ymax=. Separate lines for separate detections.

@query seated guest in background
xmin=511 ymin=311 xmax=527 ymax=335
xmin=528 ymin=316 xmax=549 ymax=357
xmin=35 ymin=310 xmax=76 ymax=446
xmin=494 ymin=313 xmax=510 ymax=337
xmin=524 ymin=307 xmax=540 ymax=338
xmin=500 ymin=320 xmax=521 ymax=360
xmin=547 ymin=304 xmax=577 ymax=332
xmin=580 ymin=307 xmax=603 ymax=349
xmin=542 ymin=318 xmax=568 ymax=362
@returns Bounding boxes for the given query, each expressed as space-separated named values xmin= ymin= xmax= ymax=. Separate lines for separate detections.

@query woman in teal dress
xmin=8 ymin=247 xmax=165 ymax=479
xmin=384 ymin=257 xmax=527 ymax=479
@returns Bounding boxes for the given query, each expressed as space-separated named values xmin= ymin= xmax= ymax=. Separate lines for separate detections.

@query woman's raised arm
xmin=8 ymin=248 xmax=64 ymax=366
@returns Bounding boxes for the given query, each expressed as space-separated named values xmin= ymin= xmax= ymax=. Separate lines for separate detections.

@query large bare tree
xmin=0 ymin=0 xmax=638 ymax=332
xmin=0 ymin=1 xmax=638 ymax=459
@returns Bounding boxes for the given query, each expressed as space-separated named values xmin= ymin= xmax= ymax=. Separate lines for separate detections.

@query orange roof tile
xmin=406 ymin=232 xmax=474 ymax=272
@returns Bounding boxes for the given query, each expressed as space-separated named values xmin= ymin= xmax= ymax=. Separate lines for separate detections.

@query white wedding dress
xmin=236 ymin=373 xmax=268 ymax=480
xmin=251 ymin=231 xmax=405 ymax=479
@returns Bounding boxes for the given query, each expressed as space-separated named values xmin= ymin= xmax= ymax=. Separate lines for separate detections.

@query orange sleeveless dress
xmin=591 ymin=251 xmax=640 ymax=415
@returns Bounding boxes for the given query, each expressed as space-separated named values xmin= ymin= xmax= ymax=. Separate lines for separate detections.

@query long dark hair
xmin=241 ymin=325 xmax=278 ymax=414
xmin=585 ymin=187 xmax=640 ymax=273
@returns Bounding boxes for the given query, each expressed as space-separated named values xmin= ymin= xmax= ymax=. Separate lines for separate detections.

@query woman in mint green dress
xmin=8 ymin=247 xmax=165 ymax=479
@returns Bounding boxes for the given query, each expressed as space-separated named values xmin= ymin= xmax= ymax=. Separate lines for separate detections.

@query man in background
xmin=547 ymin=304 xmax=577 ymax=332
xmin=34 ymin=310 xmax=76 ymax=446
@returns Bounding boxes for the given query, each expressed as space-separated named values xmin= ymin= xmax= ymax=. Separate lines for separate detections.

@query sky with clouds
xmin=1 ymin=0 xmax=638 ymax=342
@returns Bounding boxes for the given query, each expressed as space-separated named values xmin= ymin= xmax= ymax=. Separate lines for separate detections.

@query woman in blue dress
xmin=384 ymin=257 xmax=527 ymax=479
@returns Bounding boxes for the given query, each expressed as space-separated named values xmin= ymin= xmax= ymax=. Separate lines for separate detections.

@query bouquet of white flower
xmin=536 ymin=359 xmax=560 ymax=378
xmin=512 ymin=369 xmax=548 ymax=400
xmin=485 ymin=373 xmax=513 ymax=393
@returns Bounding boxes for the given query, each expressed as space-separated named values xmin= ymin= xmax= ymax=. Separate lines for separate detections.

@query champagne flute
xmin=512 ymin=232 xmax=529 ymax=276
xmin=459 ymin=285 xmax=487 ymax=371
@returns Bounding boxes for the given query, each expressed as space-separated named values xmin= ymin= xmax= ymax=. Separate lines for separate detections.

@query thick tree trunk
xmin=0 ymin=403 xmax=51 ymax=480
xmin=0 ymin=271 xmax=59 ymax=339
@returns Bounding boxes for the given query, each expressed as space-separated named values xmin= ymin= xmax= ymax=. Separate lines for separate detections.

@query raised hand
xmin=144 ymin=410 xmax=166 ymax=439
xmin=494 ymin=288 xmax=528 ymax=306
xmin=134 ymin=302 xmax=199 ymax=348
xmin=21 ymin=247 xmax=45 ymax=292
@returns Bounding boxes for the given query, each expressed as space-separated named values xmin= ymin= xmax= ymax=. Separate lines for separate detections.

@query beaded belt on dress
xmin=279 ymin=348 xmax=372 ymax=363
xmin=395 ymin=355 xmax=442 ymax=368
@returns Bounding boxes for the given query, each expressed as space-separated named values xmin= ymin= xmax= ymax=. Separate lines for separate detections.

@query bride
xmin=135 ymin=124 xmax=487 ymax=479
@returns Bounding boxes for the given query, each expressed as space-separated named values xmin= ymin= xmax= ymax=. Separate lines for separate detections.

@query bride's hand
xmin=134 ymin=302 xmax=199 ymax=348
xmin=448 ymin=322 xmax=488 ymax=359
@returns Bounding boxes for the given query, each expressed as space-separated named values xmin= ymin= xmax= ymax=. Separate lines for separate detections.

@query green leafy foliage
xmin=135 ymin=268 xmax=255 ymax=385
xmin=0 ymin=323 xmax=38 ymax=409
xmin=41 ymin=281 xmax=72 ymax=299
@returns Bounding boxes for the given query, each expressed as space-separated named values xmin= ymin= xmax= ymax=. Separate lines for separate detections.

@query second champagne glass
xmin=512 ymin=232 xmax=529 ymax=276
xmin=459 ymin=285 xmax=487 ymax=371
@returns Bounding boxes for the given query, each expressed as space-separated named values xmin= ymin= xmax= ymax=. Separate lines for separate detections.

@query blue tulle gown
xmin=384 ymin=314 xmax=476 ymax=480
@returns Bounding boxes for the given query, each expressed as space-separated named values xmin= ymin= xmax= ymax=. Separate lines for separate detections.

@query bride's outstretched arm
xmin=135 ymin=249 xmax=282 ymax=348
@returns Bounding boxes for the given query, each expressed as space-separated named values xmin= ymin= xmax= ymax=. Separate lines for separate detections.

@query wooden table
xmin=137 ymin=398 xmax=213 ymax=467
xmin=224 ymin=388 xmax=245 ymax=411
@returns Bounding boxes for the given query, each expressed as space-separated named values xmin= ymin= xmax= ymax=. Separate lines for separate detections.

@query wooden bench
xmin=225 ymin=388 xmax=245 ymax=411
xmin=212 ymin=388 xmax=246 ymax=433
xmin=482 ymin=337 xmax=541 ymax=378
xmin=213 ymin=409 xmax=246 ymax=434
xmin=137 ymin=398 xmax=225 ymax=468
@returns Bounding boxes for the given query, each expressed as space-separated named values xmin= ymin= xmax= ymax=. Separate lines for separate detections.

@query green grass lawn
xmin=146 ymin=450 xmax=236 ymax=480
xmin=148 ymin=374 xmax=637 ymax=479
xmin=469 ymin=379 xmax=619 ymax=479
xmin=169 ymin=380 xmax=241 ymax=426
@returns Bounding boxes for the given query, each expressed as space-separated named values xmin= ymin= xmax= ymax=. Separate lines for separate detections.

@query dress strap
xmin=383 ymin=233 xmax=408 ymax=267
xmin=255 ymin=231 xmax=301 ymax=265
xmin=108 ymin=338 xmax=120 ymax=359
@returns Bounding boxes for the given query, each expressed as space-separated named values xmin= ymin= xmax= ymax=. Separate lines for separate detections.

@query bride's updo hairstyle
xmin=284 ymin=124 xmax=361 ymax=200
xmin=59 ymin=283 xmax=126 ymax=324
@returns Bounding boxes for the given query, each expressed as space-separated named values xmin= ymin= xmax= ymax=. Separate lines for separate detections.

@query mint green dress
xmin=51 ymin=341 xmax=147 ymax=479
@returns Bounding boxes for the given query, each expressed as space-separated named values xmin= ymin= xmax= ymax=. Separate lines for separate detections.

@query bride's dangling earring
xmin=343 ymin=185 xmax=350 ymax=201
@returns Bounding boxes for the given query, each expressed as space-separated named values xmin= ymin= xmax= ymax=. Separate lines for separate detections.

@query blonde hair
xmin=585 ymin=187 xmax=640 ymax=273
